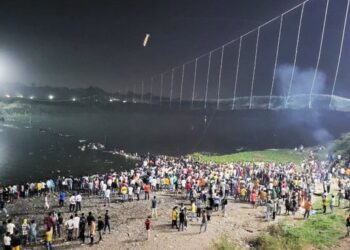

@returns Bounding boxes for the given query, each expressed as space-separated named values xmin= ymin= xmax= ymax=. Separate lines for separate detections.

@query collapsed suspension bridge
xmin=128 ymin=0 xmax=350 ymax=112
xmin=1 ymin=0 xmax=350 ymax=112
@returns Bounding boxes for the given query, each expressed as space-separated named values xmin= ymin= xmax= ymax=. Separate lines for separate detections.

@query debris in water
xmin=143 ymin=33 xmax=150 ymax=47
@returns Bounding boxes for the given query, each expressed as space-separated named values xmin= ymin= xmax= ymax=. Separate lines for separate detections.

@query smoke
xmin=276 ymin=64 xmax=327 ymax=95
xmin=312 ymin=128 xmax=334 ymax=144
xmin=276 ymin=64 xmax=334 ymax=145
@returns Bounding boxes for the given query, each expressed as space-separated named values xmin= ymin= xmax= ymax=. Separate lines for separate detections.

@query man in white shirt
xmin=101 ymin=182 xmax=107 ymax=199
xmin=69 ymin=195 xmax=76 ymax=212
xmin=6 ymin=219 xmax=16 ymax=235
xmin=75 ymin=193 xmax=82 ymax=212
xmin=104 ymin=188 xmax=111 ymax=207
xmin=65 ymin=215 xmax=74 ymax=241
xmin=73 ymin=213 xmax=80 ymax=240
xmin=128 ymin=186 xmax=134 ymax=201
xmin=3 ymin=232 xmax=11 ymax=250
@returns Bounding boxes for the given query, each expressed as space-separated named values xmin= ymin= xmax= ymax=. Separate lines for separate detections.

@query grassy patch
xmin=192 ymin=149 xmax=305 ymax=164
xmin=211 ymin=236 xmax=240 ymax=250
xmin=253 ymin=214 xmax=346 ymax=250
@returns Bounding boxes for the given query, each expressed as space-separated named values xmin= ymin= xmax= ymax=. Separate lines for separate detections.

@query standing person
xmin=191 ymin=201 xmax=197 ymax=221
xmin=44 ymin=194 xmax=50 ymax=210
xmin=128 ymin=185 xmax=134 ymax=201
xmin=104 ymin=188 xmax=111 ymax=207
xmin=44 ymin=213 xmax=54 ymax=231
xmin=10 ymin=230 xmax=21 ymax=250
xmin=59 ymin=191 xmax=65 ymax=207
xmin=87 ymin=212 xmax=95 ymax=227
xmin=272 ymin=200 xmax=277 ymax=220
xmin=322 ymin=195 xmax=328 ymax=214
xmin=89 ymin=219 xmax=96 ymax=245
xmin=3 ymin=232 xmax=11 ymax=250
xmin=221 ymin=197 xmax=228 ymax=217
xmin=135 ymin=184 xmax=141 ymax=201
xmin=303 ymin=199 xmax=312 ymax=219
xmin=199 ymin=210 xmax=207 ymax=233
xmin=250 ymin=190 xmax=257 ymax=209
xmin=65 ymin=215 xmax=74 ymax=241
xmin=56 ymin=213 xmax=63 ymax=238
xmin=144 ymin=216 xmax=151 ymax=240
xmin=266 ymin=200 xmax=273 ymax=221
xmin=285 ymin=198 xmax=290 ymax=215
xmin=69 ymin=194 xmax=76 ymax=212
xmin=0 ymin=198 xmax=9 ymax=217
xmin=73 ymin=213 xmax=80 ymax=240
xmin=206 ymin=207 xmax=212 ymax=222
xmin=151 ymin=196 xmax=158 ymax=219
xmin=75 ymin=193 xmax=82 ymax=212
xmin=183 ymin=207 xmax=188 ymax=230
xmin=45 ymin=227 xmax=53 ymax=250
xmin=330 ymin=195 xmax=336 ymax=213
xmin=144 ymin=183 xmax=151 ymax=200
xmin=57 ymin=213 xmax=63 ymax=238
xmin=97 ymin=217 xmax=104 ymax=243
xmin=21 ymin=219 xmax=30 ymax=246
xmin=29 ymin=220 xmax=37 ymax=245
xmin=0 ymin=220 xmax=6 ymax=238
xmin=104 ymin=210 xmax=111 ymax=234
xmin=346 ymin=214 xmax=350 ymax=237
xmin=79 ymin=213 xmax=86 ymax=244
xmin=196 ymin=199 xmax=203 ymax=218
xmin=6 ymin=219 xmax=16 ymax=236
xmin=171 ymin=207 xmax=179 ymax=229
xmin=178 ymin=209 xmax=185 ymax=231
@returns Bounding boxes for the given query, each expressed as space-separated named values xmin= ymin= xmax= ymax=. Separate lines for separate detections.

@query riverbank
xmin=2 ymin=181 xmax=349 ymax=250
xmin=0 ymin=189 xmax=290 ymax=250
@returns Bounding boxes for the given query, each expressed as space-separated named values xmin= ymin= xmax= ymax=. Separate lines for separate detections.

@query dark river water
xmin=0 ymin=102 xmax=349 ymax=184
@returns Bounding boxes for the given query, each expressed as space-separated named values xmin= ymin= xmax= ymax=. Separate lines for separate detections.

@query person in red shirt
xmin=144 ymin=183 xmax=151 ymax=200
xmin=250 ymin=190 xmax=257 ymax=209
xmin=144 ymin=216 xmax=152 ymax=240
xmin=44 ymin=212 xmax=54 ymax=230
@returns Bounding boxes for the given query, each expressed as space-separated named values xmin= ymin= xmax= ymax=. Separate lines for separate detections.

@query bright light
xmin=72 ymin=97 xmax=76 ymax=102
xmin=0 ymin=52 xmax=22 ymax=82
xmin=48 ymin=95 xmax=54 ymax=100
xmin=29 ymin=96 xmax=35 ymax=100
xmin=122 ymin=100 xmax=127 ymax=103
xmin=5 ymin=94 xmax=10 ymax=98
xmin=109 ymin=98 xmax=113 ymax=102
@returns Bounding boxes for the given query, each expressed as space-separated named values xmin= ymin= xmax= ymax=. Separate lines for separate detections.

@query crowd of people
xmin=1 ymin=151 xmax=350 ymax=249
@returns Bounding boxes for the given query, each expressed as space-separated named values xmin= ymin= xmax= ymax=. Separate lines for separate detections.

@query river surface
xmin=0 ymin=103 xmax=349 ymax=184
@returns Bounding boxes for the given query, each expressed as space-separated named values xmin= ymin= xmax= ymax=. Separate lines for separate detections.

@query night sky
xmin=0 ymin=0 xmax=349 ymax=99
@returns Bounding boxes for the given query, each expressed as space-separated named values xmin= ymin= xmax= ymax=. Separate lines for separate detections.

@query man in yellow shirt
xmin=240 ymin=187 xmax=247 ymax=201
xmin=171 ymin=207 xmax=179 ymax=229
xmin=191 ymin=201 xmax=197 ymax=221
xmin=45 ymin=227 xmax=53 ymax=250
xmin=37 ymin=182 xmax=43 ymax=196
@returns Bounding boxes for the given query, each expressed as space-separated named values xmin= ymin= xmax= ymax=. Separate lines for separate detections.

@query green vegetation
xmin=333 ymin=132 xmax=350 ymax=160
xmin=252 ymin=189 xmax=346 ymax=250
xmin=211 ymin=236 xmax=240 ymax=250
xmin=253 ymin=213 xmax=346 ymax=250
xmin=192 ymin=149 xmax=306 ymax=164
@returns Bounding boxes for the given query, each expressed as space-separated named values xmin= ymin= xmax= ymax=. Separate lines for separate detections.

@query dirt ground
xmin=3 ymin=189 xmax=350 ymax=250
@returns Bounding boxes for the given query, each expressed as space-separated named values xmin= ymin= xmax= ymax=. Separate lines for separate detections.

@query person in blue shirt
xmin=59 ymin=191 xmax=65 ymax=207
